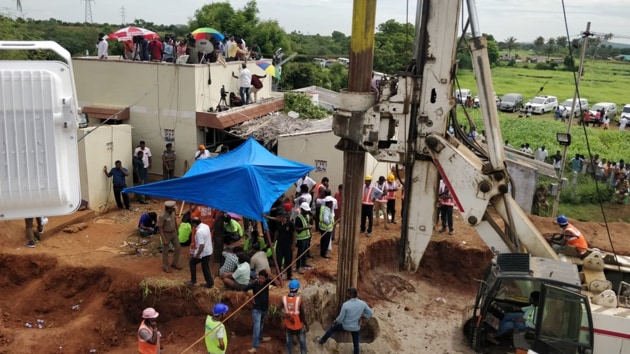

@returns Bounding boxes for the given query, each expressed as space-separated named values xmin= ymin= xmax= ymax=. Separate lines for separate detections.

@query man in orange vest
xmin=385 ymin=174 xmax=400 ymax=224
xmin=138 ymin=307 xmax=160 ymax=353
xmin=438 ymin=179 xmax=455 ymax=235
xmin=549 ymin=215 xmax=589 ymax=255
xmin=373 ymin=176 xmax=389 ymax=230
xmin=280 ymin=280 xmax=308 ymax=354
xmin=361 ymin=175 xmax=381 ymax=237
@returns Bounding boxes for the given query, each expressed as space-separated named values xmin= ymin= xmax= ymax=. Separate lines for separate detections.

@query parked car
xmin=498 ymin=93 xmax=524 ymax=112
xmin=472 ymin=92 xmax=499 ymax=108
xmin=324 ymin=59 xmax=338 ymax=68
xmin=560 ymin=98 xmax=589 ymax=118
xmin=337 ymin=57 xmax=350 ymax=66
xmin=618 ymin=104 xmax=630 ymax=125
xmin=312 ymin=58 xmax=326 ymax=66
xmin=455 ymin=88 xmax=472 ymax=104
xmin=526 ymin=95 xmax=557 ymax=114
xmin=589 ymin=102 xmax=618 ymax=122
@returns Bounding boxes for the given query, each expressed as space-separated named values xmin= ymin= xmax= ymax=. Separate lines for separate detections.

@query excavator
xmin=332 ymin=0 xmax=630 ymax=353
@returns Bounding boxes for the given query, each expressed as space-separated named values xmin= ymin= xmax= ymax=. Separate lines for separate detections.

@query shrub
xmin=283 ymin=92 xmax=331 ymax=119
xmin=559 ymin=174 xmax=611 ymax=204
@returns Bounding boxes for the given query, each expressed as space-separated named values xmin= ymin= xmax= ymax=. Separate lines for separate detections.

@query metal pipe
xmin=465 ymin=0 xmax=481 ymax=37
xmin=336 ymin=0 xmax=377 ymax=312
xmin=552 ymin=22 xmax=591 ymax=218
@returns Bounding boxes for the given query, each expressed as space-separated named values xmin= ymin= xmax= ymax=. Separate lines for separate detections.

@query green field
xmin=456 ymin=60 xmax=630 ymax=106
xmin=453 ymin=62 xmax=630 ymax=163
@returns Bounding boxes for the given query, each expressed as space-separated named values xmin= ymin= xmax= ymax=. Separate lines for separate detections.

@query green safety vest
xmin=296 ymin=214 xmax=311 ymax=240
xmin=319 ymin=206 xmax=334 ymax=232
xmin=205 ymin=316 xmax=227 ymax=354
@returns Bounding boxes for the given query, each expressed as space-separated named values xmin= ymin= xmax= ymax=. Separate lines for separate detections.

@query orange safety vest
xmin=282 ymin=295 xmax=304 ymax=331
xmin=137 ymin=320 xmax=159 ymax=354
xmin=564 ymin=224 xmax=588 ymax=254
xmin=386 ymin=182 xmax=398 ymax=200
xmin=362 ymin=185 xmax=374 ymax=205
xmin=314 ymin=182 xmax=325 ymax=198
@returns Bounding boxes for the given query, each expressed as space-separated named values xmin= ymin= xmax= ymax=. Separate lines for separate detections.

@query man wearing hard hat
xmin=205 ymin=303 xmax=229 ymax=354
xmin=195 ymin=144 xmax=212 ymax=160
xmin=138 ymin=307 xmax=160 ymax=353
xmin=361 ymin=176 xmax=382 ymax=237
xmin=280 ymin=280 xmax=308 ymax=354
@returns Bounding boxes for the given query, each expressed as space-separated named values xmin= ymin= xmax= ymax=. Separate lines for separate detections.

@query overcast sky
xmin=5 ymin=0 xmax=629 ymax=44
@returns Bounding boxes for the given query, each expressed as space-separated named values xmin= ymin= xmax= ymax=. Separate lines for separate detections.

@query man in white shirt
xmin=534 ymin=146 xmax=548 ymax=162
xmin=232 ymin=63 xmax=252 ymax=105
xmin=134 ymin=141 xmax=152 ymax=170
xmin=97 ymin=33 xmax=108 ymax=60
xmin=295 ymin=174 xmax=316 ymax=196
xmin=195 ymin=145 xmax=212 ymax=160
xmin=186 ymin=217 xmax=214 ymax=288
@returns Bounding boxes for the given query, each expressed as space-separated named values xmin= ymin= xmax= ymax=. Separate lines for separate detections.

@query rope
xmin=178 ymin=218 xmax=340 ymax=353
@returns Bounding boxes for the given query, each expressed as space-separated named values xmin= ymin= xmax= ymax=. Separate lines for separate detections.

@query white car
xmin=589 ymin=102 xmax=617 ymax=121
xmin=619 ymin=104 xmax=630 ymax=123
xmin=560 ymin=98 xmax=589 ymax=118
xmin=526 ymin=95 xmax=557 ymax=114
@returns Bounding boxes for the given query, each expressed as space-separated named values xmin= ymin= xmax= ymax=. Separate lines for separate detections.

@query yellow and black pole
xmin=335 ymin=0 xmax=377 ymax=312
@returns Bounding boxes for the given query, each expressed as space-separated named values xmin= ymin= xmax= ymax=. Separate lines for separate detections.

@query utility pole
xmin=81 ymin=0 xmax=94 ymax=24
xmin=335 ymin=0 xmax=377 ymax=311
xmin=551 ymin=22 xmax=592 ymax=218
xmin=120 ymin=6 xmax=126 ymax=26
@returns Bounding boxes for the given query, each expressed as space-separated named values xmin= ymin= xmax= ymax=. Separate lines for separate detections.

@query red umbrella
xmin=107 ymin=26 xmax=159 ymax=42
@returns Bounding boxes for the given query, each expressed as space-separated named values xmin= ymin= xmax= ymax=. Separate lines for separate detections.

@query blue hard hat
xmin=213 ymin=303 xmax=229 ymax=315
xmin=289 ymin=279 xmax=300 ymax=290
xmin=557 ymin=215 xmax=569 ymax=226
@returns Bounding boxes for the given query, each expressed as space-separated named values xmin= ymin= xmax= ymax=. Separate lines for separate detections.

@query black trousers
xmin=296 ymin=239 xmax=309 ymax=269
xmin=276 ymin=245 xmax=293 ymax=279
xmin=189 ymin=255 xmax=213 ymax=286
xmin=440 ymin=205 xmax=454 ymax=231
xmin=320 ymin=230 xmax=331 ymax=257
xmin=387 ymin=199 xmax=396 ymax=221
xmin=113 ymin=185 xmax=130 ymax=209
xmin=360 ymin=204 xmax=374 ymax=233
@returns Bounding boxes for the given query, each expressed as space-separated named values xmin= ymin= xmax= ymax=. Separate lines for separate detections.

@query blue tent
xmin=124 ymin=137 xmax=313 ymax=222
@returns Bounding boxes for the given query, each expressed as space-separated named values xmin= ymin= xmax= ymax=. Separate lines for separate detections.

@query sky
xmin=4 ymin=0 xmax=630 ymax=45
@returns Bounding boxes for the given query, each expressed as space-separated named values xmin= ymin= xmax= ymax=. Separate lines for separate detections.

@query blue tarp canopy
xmin=124 ymin=137 xmax=313 ymax=222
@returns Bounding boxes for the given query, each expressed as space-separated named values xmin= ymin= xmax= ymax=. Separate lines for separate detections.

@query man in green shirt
xmin=223 ymin=214 xmax=243 ymax=245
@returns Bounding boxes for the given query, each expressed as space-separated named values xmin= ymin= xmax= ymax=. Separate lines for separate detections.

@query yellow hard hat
xmin=387 ymin=174 xmax=395 ymax=182
xmin=364 ymin=175 xmax=372 ymax=181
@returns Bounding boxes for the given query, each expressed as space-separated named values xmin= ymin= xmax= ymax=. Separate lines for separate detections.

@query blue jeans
xmin=319 ymin=323 xmax=359 ymax=354
xmin=252 ymin=308 xmax=266 ymax=349
xmin=497 ymin=312 xmax=526 ymax=336
xmin=286 ymin=328 xmax=307 ymax=354
xmin=240 ymin=87 xmax=251 ymax=105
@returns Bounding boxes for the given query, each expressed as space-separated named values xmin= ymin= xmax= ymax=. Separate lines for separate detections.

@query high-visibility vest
xmin=296 ymin=214 xmax=311 ymax=240
xmin=137 ymin=320 xmax=159 ymax=354
xmin=386 ymin=182 xmax=398 ymax=199
xmin=564 ymin=224 xmax=588 ymax=254
xmin=205 ymin=316 xmax=228 ymax=354
xmin=282 ymin=295 xmax=304 ymax=331
xmin=362 ymin=185 xmax=374 ymax=205
xmin=314 ymin=182 xmax=325 ymax=198
xmin=318 ymin=206 xmax=334 ymax=232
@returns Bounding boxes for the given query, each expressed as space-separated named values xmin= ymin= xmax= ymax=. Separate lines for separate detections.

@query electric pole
xmin=120 ymin=6 xmax=126 ymax=25
xmin=551 ymin=22 xmax=592 ymax=218
xmin=81 ymin=0 xmax=94 ymax=24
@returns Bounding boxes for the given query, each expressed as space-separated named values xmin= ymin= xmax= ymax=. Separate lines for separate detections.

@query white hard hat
xmin=300 ymin=202 xmax=311 ymax=211
xmin=142 ymin=307 xmax=159 ymax=319
xmin=324 ymin=196 xmax=335 ymax=203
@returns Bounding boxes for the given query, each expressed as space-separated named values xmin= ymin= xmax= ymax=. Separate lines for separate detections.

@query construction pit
xmin=0 ymin=201 xmax=628 ymax=353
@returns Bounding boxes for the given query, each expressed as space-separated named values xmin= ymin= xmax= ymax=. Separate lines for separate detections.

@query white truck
xmin=333 ymin=0 xmax=630 ymax=352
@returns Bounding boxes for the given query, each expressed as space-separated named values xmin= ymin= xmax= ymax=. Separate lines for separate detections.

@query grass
xmin=456 ymin=60 xmax=630 ymax=106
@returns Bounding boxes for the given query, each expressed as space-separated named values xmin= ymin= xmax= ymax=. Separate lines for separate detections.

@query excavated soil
xmin=0 ymin=199 xmax=628 ymax=353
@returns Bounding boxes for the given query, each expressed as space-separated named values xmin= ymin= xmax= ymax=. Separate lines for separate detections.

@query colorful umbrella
xmin=256 ymin=61 xmax=279 ymax=79
xmin=191 ymin=27 xmax=225 ymax=41
xmin=107 ymin=26 xmax=159 ymax=41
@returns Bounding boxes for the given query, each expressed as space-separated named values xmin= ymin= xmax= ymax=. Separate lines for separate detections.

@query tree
xmin=249 ymin=20 xmax=291 ymax=58
xmin=374 ymin=19 xmax=414 ymax=73
xmin=189 ymin=2 xmax=236 ymax=35
xmin=533 ymin=36 xmax=545 ymax=54
xmin=504 ymin=36 xmax=518 ymax=58
xmin=556 ymin=36 xmax=567 ymax=49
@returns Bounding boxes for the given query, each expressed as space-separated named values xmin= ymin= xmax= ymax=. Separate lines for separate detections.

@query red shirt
xmin=149 ymin=40 xmax=163 ymax=61
xmin=251 ymin=74 xmax=264 ymax=89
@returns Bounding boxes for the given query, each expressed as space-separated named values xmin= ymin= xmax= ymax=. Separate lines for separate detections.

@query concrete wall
xmin=277 ymin=130 xmax=391 ymax=195
xmin=78 ymin=125 xmax=133 ymax=212
xmin=73 ymin=58 xmax=272 ymax=178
